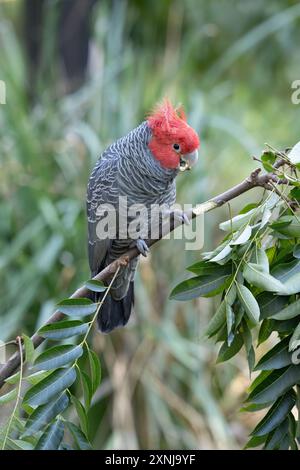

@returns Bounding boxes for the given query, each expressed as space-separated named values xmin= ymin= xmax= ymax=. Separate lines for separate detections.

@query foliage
xmin=170 ymin=147 xmax=300 ymax=449
xmin=1 ymin=0 xmax=300 ymax=450
xmin=0 ymin=280 xmax=106 ymax=450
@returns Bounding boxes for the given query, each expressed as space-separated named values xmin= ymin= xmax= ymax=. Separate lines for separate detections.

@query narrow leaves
xmin=38 ymin=320 xmax=89 ymax=340
xmin=23 ymin=367 xmax=76 ymax=406
xmin=33 ymin=345 xmax=83 ymax=371
xmin=35 ymin=420 xmax=65 ymax=450
xmin=236 ymin=282 xmax=260 ymax=324
xmin=57 ymin=298 xmax=97 ymax=317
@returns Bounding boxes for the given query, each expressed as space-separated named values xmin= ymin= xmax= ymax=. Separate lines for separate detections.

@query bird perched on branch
xmin=87 ymin=100 xmax=200 ymax=332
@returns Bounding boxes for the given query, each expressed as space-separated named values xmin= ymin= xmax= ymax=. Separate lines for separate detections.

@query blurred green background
xmin=0 ymin=0 xmax=300 ymax=450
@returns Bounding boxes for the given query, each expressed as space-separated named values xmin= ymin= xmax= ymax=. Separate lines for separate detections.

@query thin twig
xmin=1 ymin=337 xmax=23 ymax=449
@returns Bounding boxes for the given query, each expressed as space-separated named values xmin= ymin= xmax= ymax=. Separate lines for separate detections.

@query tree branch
xmin=0 ymin=166 xmax=290 ymax=388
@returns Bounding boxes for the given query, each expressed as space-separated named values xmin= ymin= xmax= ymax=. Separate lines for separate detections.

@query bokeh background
xmin=0 ymin=0 xmax=300 ymax=450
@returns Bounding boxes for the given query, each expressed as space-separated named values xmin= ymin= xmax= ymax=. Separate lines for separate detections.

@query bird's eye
xmin=173 ymin=143 xmax=181 ymax=152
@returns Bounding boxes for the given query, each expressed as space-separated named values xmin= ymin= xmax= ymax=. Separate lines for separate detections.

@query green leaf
xmin=226 ymin=303 xmax=234 ymax=345
xmin=260 ymin=207 xmax=273 ymax=228
xmin=261 ymin=162 xmax=274 ymax=173
xmin=5 ymin=439 xmax=34 ymax=450
xmin=248 ymin=366 xmax=300 ymax=404
xmin=23 ymin=334 xmax=35 ymax=363
xmin=281 ymin=273 xmax=300 ymax=295
xmin=82 ymin=371 xmax=93 ymax=409
xmin=5 ymin=371 xmax=21 ymax=385
xmin=248 ymin=370 xmax=272 ymax=393
xmin=0 ymin=388 xmax=17 ymax=404
xmin=22 ymin=403 xmax=34 ymax=416
xmin=242 ymin=320 xmax=255 ymax=371
xmin=66 ymin=422 xmax=92 ymax=450
xmin=88 ymin=349 xmax=101 ymax=394
xmin=57 ymin=298 xmax=97 ymax=317
xmin=85 ymin=279 xmax=106 ymax=292
xmin=272 ymin=259 xmax=300 ymax=282
xmin=265 ymin=192 xmax=285 ymax=208
xmin=278 ymin=434 xmax=291 ymax=450
xmin=278 ymin=433 xmax=298 ymax=450
xmin=240 ymin=402 xmax=272 ymax=413
xmin=272 ymin=216 xmax=300 ymax=237
xmin=23 ymin=367 xmax=76 ymax=406
xmin=270 ymin=216 xmax=293 ymax=230
xmin=59 ymin=443 xmax=74 ymax=450
xmin=226 ymin=284 xmax=237 ymax=305
xmin=290 ymin=187 xmax=300 ymax=201
xmin=23 ymin=393 xmax=69 ymax=437
xmin=244 ymin=434 xmax=267 ymax=449
xmin=235 ymin=305 xmax=245 ymax=327
xmin=288 ymin=412 xmax=297 ymax=439
xmin=33 ymin=345 xmax=83 ymax=371
xmin=251 ymin=248 xmax=269 ymax=273
xmin=274 ymin=318 xmax=299 ymax=334
xmin=236 ymin=241 xmax=251 ymax=258
xmin=261 ymin=150 xmax=276 ymax=172
xmin=288 ymin=141 xmax=300 ymax=164
xmin=230 ymin=225 xmax=252 ymax=246
xmin=0 ymin=417 xmax=25 ymax=438
xmin=70 ymin=395 xmax=89 ymax=437
xmin=289 ymin=321 xmax=300 ymax=352
xmin=254 ymin=337 xmax=292 ymax=370
xmin=170 ymin=268 xmax=232 ymax=301
xmin=209 ymin=244 xmax=232 ymax=263
xmin=296 ymin=396 xmax=300 ymax=440
xmin=243 ymin=262 xmax=286 ymax=293
xmin=293 ymin=244 xmax=300 ymax=259
xmin=217 ymin=333 xmax=243 ymax=363
xmin=272 ymin=230 xmax=293 ymax=240
xmin=270 ymin=299 xmax=300 ymax=320
xmin=257 ymin=293 xmax=289 ymax=319
xmin=266 ymin=246 xmax=277 ymax=266
xmin=263 ymin=419 xmax=289 ymax=450
xmin=236 ymin=282 xmax=260 ymax=324
xmin=186 ymin=261 xmax=222 ymax=276
xmin=203 ymin=242 xmax=232 ymax=263
xmin=219 ymin=209 xmax=257 ymax=232
xmin=215 ymin=323 xmax=227 ymax=343
xmin=25 ymin=370 xmax=52 ymax=385
xmin=35 ymin=419 xmax=65 ymax=450
xmin=38 ymin=320 xmax=89 ymax=340
xmin=258 ymin=319 xmax=274 ymax=345
xmin=77 ymin=369 xmax=93 ymax=409
xmin=239 ymin=203 xmax=258 ymax=214
xmin=205 ymin=301 xmax=226 ymax=337
xmin=290 ymin=438 xmax=298 ymax=450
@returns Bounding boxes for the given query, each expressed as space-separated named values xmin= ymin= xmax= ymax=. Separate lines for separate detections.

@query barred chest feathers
xmin=115 ymin=122 xmax=178 ymax=206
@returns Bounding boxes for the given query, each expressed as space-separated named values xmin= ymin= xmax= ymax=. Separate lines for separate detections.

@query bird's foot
xmin=162 ymin=208 xmax=190 ymax=225
xmin=131 ymin=238 xmax=149 ymax=257
xmin=117 ymin=256 xmax=129 ymax=268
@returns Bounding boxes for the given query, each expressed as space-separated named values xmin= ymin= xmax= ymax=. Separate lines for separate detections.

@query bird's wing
xmin=87 ymin=154 xmax=119 ymax=277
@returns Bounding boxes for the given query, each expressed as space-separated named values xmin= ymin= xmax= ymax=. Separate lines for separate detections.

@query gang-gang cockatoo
xmin=87 ymin=100 xmax=200 ymax=332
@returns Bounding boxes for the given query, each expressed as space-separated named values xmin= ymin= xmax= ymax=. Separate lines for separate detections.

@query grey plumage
xmin=87 ymin=121 xmax=177 ymax=332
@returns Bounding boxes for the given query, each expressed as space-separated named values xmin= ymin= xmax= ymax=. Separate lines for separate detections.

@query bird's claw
xmin=161 ymin=208 xmax=190 ymax=226
xmin=134 ymin=239 xmax=149 ymax=257
xmin=178 ymin=211 xmax=190 ymax=225
xmin=171 ymin=210 xmax=190 ymax=225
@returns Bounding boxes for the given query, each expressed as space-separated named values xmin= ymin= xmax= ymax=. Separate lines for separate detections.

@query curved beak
xmin=179 ymin=149 xmax=199 ymax=172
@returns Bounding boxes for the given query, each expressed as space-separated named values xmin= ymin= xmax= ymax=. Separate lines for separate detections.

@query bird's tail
xmin=96 ymin=282 xmax=134 ymax=333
